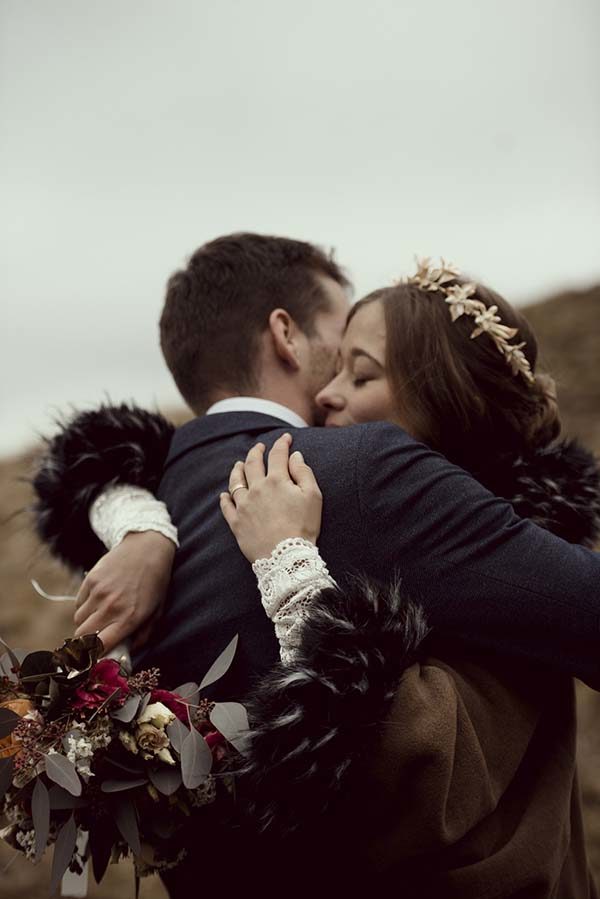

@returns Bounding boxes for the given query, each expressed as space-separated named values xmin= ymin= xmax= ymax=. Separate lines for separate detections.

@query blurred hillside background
xmin=1 ymin=0 xmax=599 ymax=895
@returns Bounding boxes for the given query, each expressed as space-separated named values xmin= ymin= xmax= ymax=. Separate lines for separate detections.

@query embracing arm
xmin=358 ymin=422 xmax=600 ymax=686
xmin=237 ymin=575 xmax=547 ymax=852
xmin=32 ymin=404 xmax=177 ymax=652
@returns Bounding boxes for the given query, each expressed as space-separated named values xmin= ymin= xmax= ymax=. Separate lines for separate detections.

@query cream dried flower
xmin=135 ymin=722 xmax=176 ymax=765
xmin=137 ymin=702 xmax=176 ymax=730
xmin=119 ymin=730 xmax=139 ymax=755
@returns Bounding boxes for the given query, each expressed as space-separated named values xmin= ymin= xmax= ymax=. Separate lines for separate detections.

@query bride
xmin=32 ymin=260 xmax=600 ymax=897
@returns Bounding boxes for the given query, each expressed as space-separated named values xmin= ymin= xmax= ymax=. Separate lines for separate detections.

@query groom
xmin=37 ymin=232 xmax=600 ymax=697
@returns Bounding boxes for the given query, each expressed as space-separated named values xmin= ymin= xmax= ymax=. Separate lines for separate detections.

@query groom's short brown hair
xmin=160 ymin=232 xmax=349 ymax=413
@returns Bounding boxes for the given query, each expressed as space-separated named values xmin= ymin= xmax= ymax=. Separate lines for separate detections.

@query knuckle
xmin=104 ymin=594 xmax=121 ymax=613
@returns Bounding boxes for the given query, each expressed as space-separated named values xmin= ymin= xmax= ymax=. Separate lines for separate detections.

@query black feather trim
xmin=237 ymin=576 xmax=430 ymax=836
xmin=478 ymin=439 xmax=600 ymax=548
xmin=31 ymin=403 xmax=175 ymax=572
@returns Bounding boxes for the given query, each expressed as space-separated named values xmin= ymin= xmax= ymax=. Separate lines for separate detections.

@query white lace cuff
xmin=89 ymin=484 xmax=179 ymax=551
xmin=252 ymin=538 xmax=336 ymax=664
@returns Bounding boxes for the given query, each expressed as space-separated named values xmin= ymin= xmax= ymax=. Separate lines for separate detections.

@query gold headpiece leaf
xmin=404 ymin=257 xmax=535 ymax=384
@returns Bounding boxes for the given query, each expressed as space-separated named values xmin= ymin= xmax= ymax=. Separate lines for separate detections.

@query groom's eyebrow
xmin=350 ymin=348 xmax=384 ymax=368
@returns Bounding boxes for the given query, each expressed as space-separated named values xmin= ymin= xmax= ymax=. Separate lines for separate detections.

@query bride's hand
xmin=220 ymin=433 xmax=323 ymax=563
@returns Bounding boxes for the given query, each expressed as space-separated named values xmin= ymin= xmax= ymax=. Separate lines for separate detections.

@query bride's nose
xmin=315 ymin=383 xmax=346 ymax=412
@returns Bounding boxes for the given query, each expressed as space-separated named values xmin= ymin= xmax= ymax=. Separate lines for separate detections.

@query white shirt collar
xmin=205 ymin=397 xmax=309 ymax=429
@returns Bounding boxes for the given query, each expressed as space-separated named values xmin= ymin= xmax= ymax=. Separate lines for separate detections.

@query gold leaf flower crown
xmin=402 ymin=257 xmax=535 ymax=384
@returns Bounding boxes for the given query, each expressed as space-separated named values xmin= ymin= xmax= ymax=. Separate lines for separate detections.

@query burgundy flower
xmin=72 ymin=659 xmax=130 ymax=710
xmin=204 ymin=728 xmax=227 ymax=762
xmin=150 ymin=689 xmax=188 ymax=723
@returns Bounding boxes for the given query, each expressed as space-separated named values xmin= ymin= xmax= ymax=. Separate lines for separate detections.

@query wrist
xmin=90 ymin=484 xmax=179 ymax=551
xmin=119 ymin=529 xmax=177 ymax=556
xmin=249 ymin=533 xmax=317 ymax=565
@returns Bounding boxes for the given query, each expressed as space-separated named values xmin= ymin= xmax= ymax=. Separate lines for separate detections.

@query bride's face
xmin=315 ymin=299 xmax=398 ymax=427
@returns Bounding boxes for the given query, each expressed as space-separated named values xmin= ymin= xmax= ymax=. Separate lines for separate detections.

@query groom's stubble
xmin=307 ymin=340 xmax=340 ymax=426
xmin=304 ymin=275 xmax=350 ymax=426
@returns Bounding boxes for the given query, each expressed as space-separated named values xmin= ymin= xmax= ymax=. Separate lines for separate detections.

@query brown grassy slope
xmin=524 ymin=284 xmax=600 ymax=448
xmin=0 ymin=285 xmax=598 ymax=894
xmin=522 ymin=284 xmax=600 ymax=876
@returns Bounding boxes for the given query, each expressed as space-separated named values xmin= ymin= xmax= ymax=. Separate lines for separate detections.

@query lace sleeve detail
xmin=89 ymin=484 xmax=179 ymax=551
xmin=252 ymin=538 xmax=336 ymax=664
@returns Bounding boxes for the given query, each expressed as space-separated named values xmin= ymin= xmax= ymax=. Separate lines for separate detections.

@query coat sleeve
xmin=31 ymin=403 xmax=175 ymax=572
xmin=356 ymin=422 xmax=600 ymax=688
xmin=235 ymin=575 xmax=543 ymax=851
xmin=235 ymin=576 xmax=430 ymax=835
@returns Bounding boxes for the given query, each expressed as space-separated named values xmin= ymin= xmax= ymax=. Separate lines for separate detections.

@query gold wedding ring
xmin=230 ymin=484 xmax=246 ymax=500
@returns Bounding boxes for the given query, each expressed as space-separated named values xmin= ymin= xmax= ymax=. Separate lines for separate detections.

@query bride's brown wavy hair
xmin=349 ymin=280 xmax=560 ymax=472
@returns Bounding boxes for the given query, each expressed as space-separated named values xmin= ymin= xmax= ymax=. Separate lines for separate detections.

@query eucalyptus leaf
xmin=0 ymin=636 xmax=20 ymax=676
xmin=110 ymin=694 xmax=140 ymax=723
xmin=101 ymin=778 xmax=147 ymax=793
xmin=138 ymin=692 xmax=151 ymax=717
xmin=199 ymin=634 xmax=238 ymax=691
xmin=166 ymin=718 xmax=189 ymax=754
xmin=104 ymin=757 xmax=145 ymax=776
xmin=0 ymin=653 xmax=17 ymax=682
xmin=89 ymin=820 xmax=115 ymax=884
xmin=18 ymin=650 xmax=55 ymax=682
xmin=44 ymin=752 xmax=82 ymax=797
xmin=50 ymin=814 xmax=78 ymax=897
xmin=148 ymin=766 xmax=182 ymax=796
xmin=31 ymin=778 xmax=50 ymax=861
xmin=173 ymin=682 xmax=199 ymax=706
xmin=0 ymin=708 xmax=19 ymax=739
xmin=0 ymin=758 xmax=14 ymax=801
xmin=47 ymin=678 xmax=61 ymax=715
xmin=181 ymin=727 xmax=212 ymax=788
xmin=209 ymin=702 xmax=251 ymax=756
xmin=114 ymin=796 xmax=141 ymax=856
xmin=48 ymin=785 xmax=87 ymax=810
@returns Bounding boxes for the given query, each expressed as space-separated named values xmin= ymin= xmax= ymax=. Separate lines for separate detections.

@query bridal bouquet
xmin=0 ymin=632 xmax=248 ymax=893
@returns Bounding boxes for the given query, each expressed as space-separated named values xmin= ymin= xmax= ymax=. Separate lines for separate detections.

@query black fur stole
xmin=31 ymin=403 xmax=174 ymax=572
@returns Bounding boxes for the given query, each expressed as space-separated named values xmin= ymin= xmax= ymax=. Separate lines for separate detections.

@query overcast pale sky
xmin=2 ymin=0 xmax=599 ymax=455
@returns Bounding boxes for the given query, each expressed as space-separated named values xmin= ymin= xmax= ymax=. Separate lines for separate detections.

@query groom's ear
xmin=267 ymin=308 xmax=302 ymax=371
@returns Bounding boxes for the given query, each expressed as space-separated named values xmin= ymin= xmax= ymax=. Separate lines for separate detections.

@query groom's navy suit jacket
xmin=133 ymin=411 xmax=600 ymax=696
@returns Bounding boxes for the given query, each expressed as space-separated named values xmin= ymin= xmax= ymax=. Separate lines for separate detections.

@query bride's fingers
xmin=267 ymin=433 xmax=293 ymax=479
xmin=244 ymin=442 xmax=266 ymax=486
xmin=219 ymin=491 xmax=237 ymax=531
xmin=228 ymin=460 xmax=248 ymax=496
xmin=288 ymin=450 xmax=322 ymax=497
